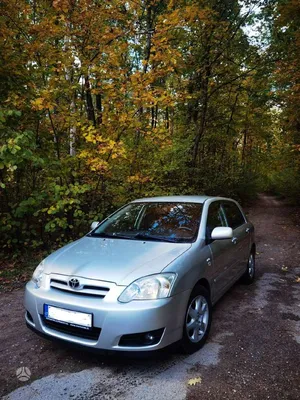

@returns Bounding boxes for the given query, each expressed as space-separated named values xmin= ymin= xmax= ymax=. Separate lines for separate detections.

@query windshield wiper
xmin=88 ymin=232 xmax=135 ymax=240
xmin=89 ymin=231 xmax=178 ymax=242
xmin=134 ymin=233 xmax=178 ymax=243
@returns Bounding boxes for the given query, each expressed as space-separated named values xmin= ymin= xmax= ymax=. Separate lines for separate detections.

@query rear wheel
xmin=241 ymin=251 xmax=255 ymax=284
xmin=181 ymin=285 xmax=212 ymax=354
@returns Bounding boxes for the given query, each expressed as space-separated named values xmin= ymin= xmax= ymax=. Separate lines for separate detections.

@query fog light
xmin=144 ymin=333 xmax=155 ymax=345
xmin=119 ymin=328 xmax=165 ymax=347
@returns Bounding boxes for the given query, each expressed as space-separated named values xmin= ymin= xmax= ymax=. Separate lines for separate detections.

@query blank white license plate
xmin=44 ymin=305 xmax=92 ymax=330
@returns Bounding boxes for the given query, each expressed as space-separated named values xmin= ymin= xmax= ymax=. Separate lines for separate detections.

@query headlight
xmin=118 ymin=273 xmax=176 ymax=303
xmin=32 ymin=260 xmax=45 ymax=288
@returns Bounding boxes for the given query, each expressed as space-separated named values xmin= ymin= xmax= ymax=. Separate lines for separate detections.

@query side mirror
xmin=211 ymin=227 xmax=233 ymax=240
xmin=90 ymin=221 xmax=99 ymax=230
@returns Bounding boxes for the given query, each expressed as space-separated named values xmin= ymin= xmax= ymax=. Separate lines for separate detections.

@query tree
xmin=0 ymin=0 xmax=298 ymax=253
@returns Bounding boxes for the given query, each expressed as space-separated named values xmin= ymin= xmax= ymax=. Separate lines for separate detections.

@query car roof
xmin=131 ymin=195 xmax=215 ymax=204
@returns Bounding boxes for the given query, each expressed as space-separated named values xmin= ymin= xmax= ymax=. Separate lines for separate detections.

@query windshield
xmin=90 ymin=202 xmax=203 ymax=243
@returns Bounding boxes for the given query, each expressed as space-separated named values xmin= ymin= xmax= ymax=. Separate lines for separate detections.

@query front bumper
xmin=24 ymin=280 xmax=191 ymax=351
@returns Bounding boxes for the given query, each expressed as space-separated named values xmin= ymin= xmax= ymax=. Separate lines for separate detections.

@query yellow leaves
xmin=31 ymin=97 xmax=55 ymax=111
xmin=130 ymin=72 xmax=144 ymax=87
xmin=47 ymin=205 xmax=58 ymax=215
xmin=31 ymin=98 xmax=44 ymax=111
xmin=80 ymin=149 xmax=109 ymax=172
xmin=80 ymin=126 xmax=126 ymax=172
xmin=82 ymin=126 xmax=102 ymax=145
xmin=167 ymin=0 xmax=177 ymax=10
xmin=162 ymin=4 xmax=215 ymax=28
xmin=86 ymin=158 xmax=109 ymax=173
xmin=127 ymin=174 xmax=152 ymax=184
xmin=78 ymin=149 xmax=90 ymax=160
xmin=187 ymin=377 xmax=202 ymax=386
xmin=82 ymin=127 xmax=118 ymax=153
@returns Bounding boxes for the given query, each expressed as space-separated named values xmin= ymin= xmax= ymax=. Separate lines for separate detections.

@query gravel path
xmin=1 ymin=195 xmax=299 ymax=400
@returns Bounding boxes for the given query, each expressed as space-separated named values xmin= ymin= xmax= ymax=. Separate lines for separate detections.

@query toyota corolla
xmin=25 ymin=196 xmax=255 ymax=353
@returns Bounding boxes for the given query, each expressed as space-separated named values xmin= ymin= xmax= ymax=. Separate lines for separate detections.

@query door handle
xmin=246 ymin=228 xmax=250 ymax=233
xmin=232 ymin=237 xmax=237 ymax=245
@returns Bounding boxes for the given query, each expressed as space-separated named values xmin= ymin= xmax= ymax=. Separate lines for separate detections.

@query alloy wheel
xmin=186 ymin=295 xmax=209 ymax=343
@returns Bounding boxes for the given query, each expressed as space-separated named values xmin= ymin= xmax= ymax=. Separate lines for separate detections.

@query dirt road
xmin=0 ymin=195 xmax=299 ymax=399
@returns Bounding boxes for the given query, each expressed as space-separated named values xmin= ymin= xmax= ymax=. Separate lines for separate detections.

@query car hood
xmin=43 ymin=236 xmax=191 ymax=285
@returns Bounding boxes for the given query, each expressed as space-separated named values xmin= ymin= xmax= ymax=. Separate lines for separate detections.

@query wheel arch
xmin=181 ymin=277 xmax=213 ymax=353
xmin=194 ymin=278 xmax=211 ymax=300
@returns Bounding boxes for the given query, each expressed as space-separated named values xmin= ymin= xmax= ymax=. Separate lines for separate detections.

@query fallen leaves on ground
xmin=187 ymin=377 xmax=202 ymax=386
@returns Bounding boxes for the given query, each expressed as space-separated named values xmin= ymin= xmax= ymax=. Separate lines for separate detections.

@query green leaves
xmin=0 ymin=0 xmax=298 ymax=255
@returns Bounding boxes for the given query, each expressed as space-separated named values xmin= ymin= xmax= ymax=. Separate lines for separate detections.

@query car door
xmin=221 ymin=201 xmax=250 ymax=280
xmin=206 ymin=201 xmax=234 ymax=300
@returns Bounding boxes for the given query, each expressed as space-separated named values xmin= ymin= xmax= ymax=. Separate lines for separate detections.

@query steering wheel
xmin=178 ymin=226 xmax=193 ymax=232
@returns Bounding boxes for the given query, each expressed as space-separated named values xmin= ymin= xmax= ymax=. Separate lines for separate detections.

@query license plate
xmin=44 ymin=304 xmax=92 ymax=330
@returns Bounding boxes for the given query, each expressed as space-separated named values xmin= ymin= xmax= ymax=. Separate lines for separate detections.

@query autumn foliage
xmin=0 ymin=0 xmax=299 ymax=252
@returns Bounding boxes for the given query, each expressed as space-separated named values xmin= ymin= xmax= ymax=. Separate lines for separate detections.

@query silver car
xmin=25 ymin=196 xmax=255 ymax=353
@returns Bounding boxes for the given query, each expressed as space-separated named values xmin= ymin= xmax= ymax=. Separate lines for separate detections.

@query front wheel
xmin=180 ymin=285 xmax=212 ymax=354
xmin=241 ymin=252 xmax=255 ymax=284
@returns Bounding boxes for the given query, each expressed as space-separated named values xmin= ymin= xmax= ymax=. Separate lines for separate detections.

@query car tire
xmin=180 ymin=285 xmax=212 ymax=354
xmin=241 ymin=251 xmax=255 ymax=284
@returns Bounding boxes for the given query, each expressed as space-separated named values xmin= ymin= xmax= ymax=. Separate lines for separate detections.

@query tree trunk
xmin=85 ymin=76 xmax=96 ymax=125
xmin=165 ymin=107 xmax=169 ymax=129
xmin=69 ymin=97 xmax=76 ymax=156
xmin=192 ymin=85 xmax=209 ymax=166
xmin=96 ymin=92 xmax=102 ymax=125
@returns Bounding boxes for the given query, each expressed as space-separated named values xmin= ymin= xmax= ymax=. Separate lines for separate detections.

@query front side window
xmin=222 ymin=201 xmax=245 ymax=229
xmin=90 ymin=202 xmax=203 ymax=243
xmin=206 ymin=202 xmax=226 ymax=238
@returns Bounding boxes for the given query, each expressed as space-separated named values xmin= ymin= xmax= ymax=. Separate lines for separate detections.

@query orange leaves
xmin=52 ymin=0 xmax=70 ymax=13
xmin=159 ymin=3 xmax=216 ymax=28
xmin=181 ymin=5 xmax=215 ymax=25
xmin=127 ymin=174 xmax=152 ymax=185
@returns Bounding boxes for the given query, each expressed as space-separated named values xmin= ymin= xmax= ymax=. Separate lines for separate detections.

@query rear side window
xmin=206 ymin=202 xmax=226 ymax=238
xmin=222 ymin=202 xmax=245 ymax=229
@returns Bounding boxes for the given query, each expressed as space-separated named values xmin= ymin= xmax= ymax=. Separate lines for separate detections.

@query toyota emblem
xmin=69 ymin=278 xmax=80 ymax=289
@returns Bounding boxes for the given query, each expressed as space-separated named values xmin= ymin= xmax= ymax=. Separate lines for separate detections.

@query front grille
xmin=51 ymin=278 xmax=67 ymax=286
xmin=50 ymin=277 xmax=110 ymax=298
xmin=41 ymin=316 xmax=101 ymax=340
xmin=50 ymin=287 xmax=107 ymax=298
